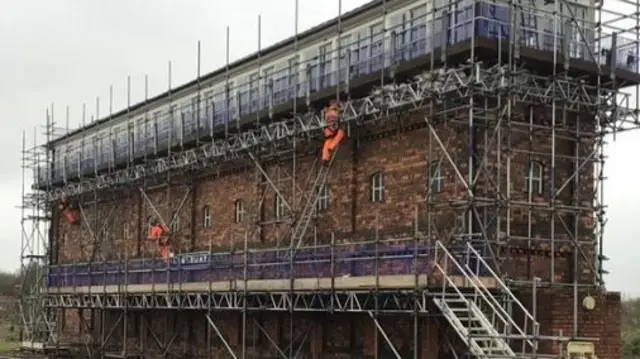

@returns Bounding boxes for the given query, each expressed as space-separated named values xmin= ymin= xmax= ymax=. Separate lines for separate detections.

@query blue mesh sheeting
xmin=46 ymin=243 xmax=433 ymax=287
xmin=36 ymin=1 xmax=639 ymax=187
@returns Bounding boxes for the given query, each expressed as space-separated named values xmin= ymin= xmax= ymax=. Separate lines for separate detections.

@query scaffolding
xmin=19 ymin=0 xmax=640 ymax=357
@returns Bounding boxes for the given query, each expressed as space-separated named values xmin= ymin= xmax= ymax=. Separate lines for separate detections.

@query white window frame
xmin=191 ymin=96 xmax=198 ymax=112
xmin=371 ymin=172 xmax=385 ymax=203
xmin=275 ymin=195 xmax=287 ymax=219
xmin=145 ymin=216 xmax=153 ymax=236
xmin=319 ymin=42 xmax=333 ymax=71
xmin=262 ymin=66 xmax=274 ymax=102
xmin=204 ymin=90 xmax=215 ymax=118
xmin=234 ymin=199 xmax=245 ymax=223
xmin=123 ymin=221 xmax=130 ymax=239
xmin=170 ymin=104 xmax=179 ymax=119
xmin=170 ymin=211 xmax=179 ymax=232
xmin=525 ymin=161 xmax=544 ymax=195
xmin=428 ymin=161 xmax=444 ymax=194
xmin=339 ymin=34 xmax=352 ymax=70
xmin=316 ymin=184 xmax=330 ymax=211
xmin=203 ymin=205 xmax=212 ymax=228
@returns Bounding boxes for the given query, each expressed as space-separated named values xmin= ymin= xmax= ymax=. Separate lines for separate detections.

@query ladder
xmin=432 ymin=240 xmax=539 ymax=359
xmin=292 ymin=149 xmax=338 ymax=249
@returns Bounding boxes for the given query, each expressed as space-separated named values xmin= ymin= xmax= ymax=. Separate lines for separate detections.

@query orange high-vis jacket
xmin=62 ymin=208 xmax=79 ymax=225
xmin=148 ymin=224 xmax=169 ymax=241
xmin=59 ymin=202 xmax=79 ymax=225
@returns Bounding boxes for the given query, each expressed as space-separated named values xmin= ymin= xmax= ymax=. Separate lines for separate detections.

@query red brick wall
xmin=55 ymin=110 xmax=598 ymax=283
xmin=516 ymin=288 xmax=621 ymax=359
xmin=52 ymin=108 xmax=610 ymax=357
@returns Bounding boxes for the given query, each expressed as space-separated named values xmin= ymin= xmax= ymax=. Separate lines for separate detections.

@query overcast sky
xmin=1 ymin=0 xmax=639 ymax=297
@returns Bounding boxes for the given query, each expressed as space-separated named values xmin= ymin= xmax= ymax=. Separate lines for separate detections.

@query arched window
xmin=525 ymin=161 xmax=544 ymax=195
xmin=371 ymin=172 xmax=385 ymax=203
xmin=234 ymin=200 xmax=245 ymax=223
xmin=202 ymin=205 xmax=212 ymax=228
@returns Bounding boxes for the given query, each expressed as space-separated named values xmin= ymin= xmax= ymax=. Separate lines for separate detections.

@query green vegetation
xmin=623 ymin=297 xmax=640 ymax=358
xmin=0 ymin=270 xmax=19 ymax=354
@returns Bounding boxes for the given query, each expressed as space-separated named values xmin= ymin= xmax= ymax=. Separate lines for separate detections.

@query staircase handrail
xmin=464 ymin=243 xmax=540 ymax=335
xmin=434 ymin=242 xmax=514 ymax=338
xmin=432 ymin=260 xmax=495 ymax=355
xmin=459 ymin=263 xmax=537 ymax=351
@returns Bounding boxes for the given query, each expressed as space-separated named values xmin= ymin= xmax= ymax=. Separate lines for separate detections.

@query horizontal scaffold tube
xmin=44 ymin=65 xmax=631 ymax=201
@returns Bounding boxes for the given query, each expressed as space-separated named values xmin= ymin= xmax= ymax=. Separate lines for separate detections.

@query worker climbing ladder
xmin=291 ymin=100 xmax=345 ymax=249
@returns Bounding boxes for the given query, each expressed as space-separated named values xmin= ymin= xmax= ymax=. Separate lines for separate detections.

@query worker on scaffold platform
xmin=147 ymin=217 xmax=174 ymax=261
xmin=58 ymin=197 xmax=79 ymax=225
xmin=322 ymin=99 xmax=345 ymax=164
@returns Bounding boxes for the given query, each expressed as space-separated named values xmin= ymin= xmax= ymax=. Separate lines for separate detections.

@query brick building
xmin=18 ymin=0 xmax=640 ymax=358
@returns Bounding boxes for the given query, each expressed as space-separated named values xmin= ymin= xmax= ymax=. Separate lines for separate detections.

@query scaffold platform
xmin=45 ymin=241 xmax=498 ymax=297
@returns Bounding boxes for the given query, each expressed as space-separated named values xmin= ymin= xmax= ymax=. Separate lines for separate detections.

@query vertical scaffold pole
xmin=242 ymin=230 xmax=248 ymax=359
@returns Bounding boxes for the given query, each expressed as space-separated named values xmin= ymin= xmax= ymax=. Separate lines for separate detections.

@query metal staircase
xmin=432 ymin=241 xmax=540 ymax=359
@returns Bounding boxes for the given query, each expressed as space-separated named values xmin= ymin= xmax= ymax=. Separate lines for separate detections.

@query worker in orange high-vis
xmin=322 ymin=100 xmax=345 ymax=163
xmin=147 ymin=218 xmax=173 ymax=261
xmin=58 ymin=198 xmax=79 ymax=225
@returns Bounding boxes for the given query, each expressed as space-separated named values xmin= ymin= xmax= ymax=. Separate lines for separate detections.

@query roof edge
xmin=48 ymin=0 xmax=385 ymax=146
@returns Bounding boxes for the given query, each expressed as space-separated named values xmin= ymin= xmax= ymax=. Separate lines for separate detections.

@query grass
xmin=0 ymin=317 xmax=18 ymax=354
xmin=0 ymin=340 xmax=18 ymax=353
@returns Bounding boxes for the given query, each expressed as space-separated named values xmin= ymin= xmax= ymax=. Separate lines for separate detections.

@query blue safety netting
xmin=47 ymin=242 xmax=432 ymax=287
xmin=34 ymin=1 xmax=639 ymax=188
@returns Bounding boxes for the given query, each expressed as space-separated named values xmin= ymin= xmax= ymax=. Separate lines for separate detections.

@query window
xmin=202 ymin=205 xmax=212 ymax=228
xmin=525 ymin=161 xmax=544 ymax=195
xmin=191 ymin=96 xmax=198 ymax=113
xmin=316 ymin=184 xmax=330 ymax=211
xmin=99 ymin=227 xmax=109 ymax=245
xmin=339 ymin=35 xmax=352 ymax=78
xmin=428 ymin=161 xmax=444 ymax=194
xmin=288 ymin=56 xmax=299 ymax=97
xmin=339 ymin=34 xmax=353 ymax=53
xmin=170 ymin=211 xmax=179 ymax=232
xmin=123 ymin=221 xmax=129 ymax=239
xmin=234 ymin=200 xmax=245 ymax=223
xmin=145 ymin=216 xmax=153 ymax=236
xmin=319 ymin=43 xmax=332 ymax=67
xmin=409 ymin=6 xmax=427 ymax=57
xmin=275 ymin=195 xmax=287 ymax=219
xmin=249 ymin=73 xmax=259 ymax=111
xmin=370 ymin=23 xmax=384 ymax=70
xmin=371 ymin=172 xmax=385 ymax=203
xmin=204 ymin=90 xmax=215 ymax=118
xmin=319 ymin=43 xmax=332 ymax=87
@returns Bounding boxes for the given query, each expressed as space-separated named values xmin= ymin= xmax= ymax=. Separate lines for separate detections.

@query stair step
xmin=434 ymin=295 xmax=517 ymax=359
xmin=431 ymin=240 xmax=541 ymax=358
